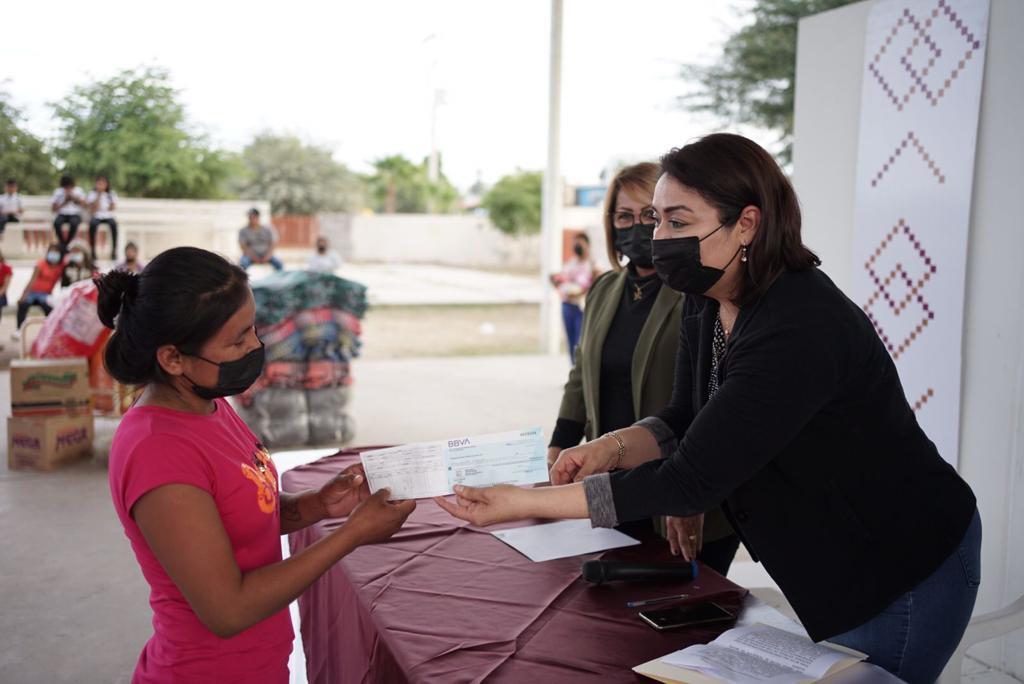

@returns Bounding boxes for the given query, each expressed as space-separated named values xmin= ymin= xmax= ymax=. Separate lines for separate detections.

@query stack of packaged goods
xmin=8 ymin=280 xmax=118 ymax=470
xmin=29 ymin=280 xmax=131 ymax=414
xmin=235 ymin=270 xmax=367 ymax=448
xmin=7 ymin=358 xmax=94 ymax=470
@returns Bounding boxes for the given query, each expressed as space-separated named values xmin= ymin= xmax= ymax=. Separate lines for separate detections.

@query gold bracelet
xmin=603 ymin=431 xmax=626 ymax=470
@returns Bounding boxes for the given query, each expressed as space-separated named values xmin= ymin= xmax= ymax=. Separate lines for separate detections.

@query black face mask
xmin=652 ymin=223 xmax=742 ymax=295
xmin=184 ymin=343 xmax=265 ymax=399
xmin=614 ymin=222 xmax=656 ymax=269
xmin=573 ymin=244 xmax=585 ymax=258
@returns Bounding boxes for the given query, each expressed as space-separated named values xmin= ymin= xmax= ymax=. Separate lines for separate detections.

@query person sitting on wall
xmin=0 ymin=249 xmax=11 ymax=351
xmin=238 ymin=208 xmax=283 ymax=272
xmin=51 ymin=175 xmax=87 ymax=252
xmin=0 ymin=178 xmax=24 ymax=239
xmin=12 ymin=242 xmax=67 ymax=341
xmin=87 ymin=175 xmax=119 ymax=262
xmin=62 ymin=239 xmax=98 ymax=286
xmin=116 ymin=241 xmax=145 ymax=274
xmin=306 ymin=236 xmax=341 ymax=273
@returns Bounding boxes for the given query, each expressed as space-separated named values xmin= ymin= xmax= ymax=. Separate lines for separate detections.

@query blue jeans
xmin=240 ymin=254 xmax=283 ymax=271
xmin=17 ymin=291 xmax=53 ymax=329
xmin=829 ymin=509 xmax=981 ymax=684
xmin=561 ymin=302 xmax=583 ymax=364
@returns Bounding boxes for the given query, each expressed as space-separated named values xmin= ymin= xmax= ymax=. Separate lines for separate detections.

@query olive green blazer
xmin=556 ymin=269 xmax=733 ymax=542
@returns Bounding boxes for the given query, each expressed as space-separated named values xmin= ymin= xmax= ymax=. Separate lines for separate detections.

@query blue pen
xmin=626 ymin=593 xmax=690 ymax=609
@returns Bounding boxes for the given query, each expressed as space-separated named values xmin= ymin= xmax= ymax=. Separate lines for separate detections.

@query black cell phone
xmin=638 ymin=602 xmax=735 ymax=630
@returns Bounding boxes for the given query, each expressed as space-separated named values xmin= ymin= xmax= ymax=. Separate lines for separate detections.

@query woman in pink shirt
xmin=549 ymin=233 xmax=597 ymax=363
xmin=98 ymin=247 xmax=415 ymax=683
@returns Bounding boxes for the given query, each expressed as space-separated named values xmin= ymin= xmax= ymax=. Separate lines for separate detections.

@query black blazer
xmin=606 ymin=268 xmax=976 ymax=641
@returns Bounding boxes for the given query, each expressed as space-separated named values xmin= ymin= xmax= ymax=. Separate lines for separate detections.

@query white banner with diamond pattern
xmin=852 ymin=0 xmax=989 ymax=468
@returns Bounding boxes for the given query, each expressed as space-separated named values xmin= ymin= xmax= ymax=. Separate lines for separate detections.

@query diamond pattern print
xmin=867 ymin=0 xmax=981 ymax=111
xmin=863 ymin=219 xmax=937 ymax=359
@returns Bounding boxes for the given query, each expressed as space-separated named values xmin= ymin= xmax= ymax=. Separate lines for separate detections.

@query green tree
xmin=365 ymin=154 xmax=459 ymax=214
xmin=482 ymin=170 xmax=542 ymax=236
xmin=52 ymin=66 xmax=233 ymax=198
xmin=236 ymin=133 xmax=363 ymax=215
xmin=681 ymin=0 xmax=857 ymax=161
xmin=0 ymin=90 xmax=57 ymax=193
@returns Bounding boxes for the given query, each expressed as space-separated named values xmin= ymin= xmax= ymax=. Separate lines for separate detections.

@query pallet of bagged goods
xmin=234 ymin=270 xmax=367 ymax=448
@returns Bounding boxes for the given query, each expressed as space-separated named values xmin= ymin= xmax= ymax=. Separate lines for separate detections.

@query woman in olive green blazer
xmin=547 ymin=162 xmax=739 ymax=575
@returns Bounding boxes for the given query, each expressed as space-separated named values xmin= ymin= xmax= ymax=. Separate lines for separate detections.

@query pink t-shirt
xmin=109 ymin=398 xmax=293 ymax=683
xmin=557 ymin=257 xmax=594 ymax=303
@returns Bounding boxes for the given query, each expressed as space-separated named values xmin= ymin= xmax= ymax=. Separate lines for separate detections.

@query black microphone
xmin=581 ymin=560 xmax=698 ymax=585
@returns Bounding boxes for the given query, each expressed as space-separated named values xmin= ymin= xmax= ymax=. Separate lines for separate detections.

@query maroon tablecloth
xmin=284 ymin=449 xmax=749 ymax=684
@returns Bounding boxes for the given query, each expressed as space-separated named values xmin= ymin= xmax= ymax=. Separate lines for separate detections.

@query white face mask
xmin=46 ymin=251 xmax=61 ymax=264
xmin=69 ymin=253 xmax=84 ymax=264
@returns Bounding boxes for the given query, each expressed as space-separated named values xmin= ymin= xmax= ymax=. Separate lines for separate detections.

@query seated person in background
xmin=115 ymin=241 xmax=145 ymax=274
xmin=0 ymin=250 xmax=11 ymax=351
xmin=13 ymin=243 xmax=66 ymax=340
xmin=1 ymin=178 xmax=23 ymax=237
xmin=238 ymin=208 xmax=283 ymax=272
xmin=87 ymin=175 xmax=119 ymax=261
xmin=52 ymin=175 xmax=87 ymax=251
xmin=62 ymin=239 xmax=97 ymax=286
xmin=306 ymin=236 xmax=341 ymax=273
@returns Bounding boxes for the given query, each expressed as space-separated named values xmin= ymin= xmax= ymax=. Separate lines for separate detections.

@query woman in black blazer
xmin=437 ymin=134 xmax=980 ymax=683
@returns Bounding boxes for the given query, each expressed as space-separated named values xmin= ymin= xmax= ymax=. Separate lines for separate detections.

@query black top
xmin=550 ymin=269 xmax=662 ymax=448
xmin=606 ymin=268 xmax=976 ymax=640
xmin=597 ymin=269 xmax=662 ymax=435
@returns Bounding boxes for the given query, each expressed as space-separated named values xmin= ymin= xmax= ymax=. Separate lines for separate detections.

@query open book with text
xmin=634 ymin=624 xmax=866 ymax=684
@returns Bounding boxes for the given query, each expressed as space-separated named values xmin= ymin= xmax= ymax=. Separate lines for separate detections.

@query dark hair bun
xmin=94 ymin=270 xmax=138 ymax=329
xmin=96 ymin=247 xmax=249 ymax=388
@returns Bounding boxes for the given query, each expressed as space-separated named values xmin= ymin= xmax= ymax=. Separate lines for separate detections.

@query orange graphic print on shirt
xmin=241 ymin=444 xmax=278 ymax=515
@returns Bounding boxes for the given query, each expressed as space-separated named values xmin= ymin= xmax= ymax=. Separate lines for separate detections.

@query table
xmin=284 ymin=449 xmax=751 ymax=683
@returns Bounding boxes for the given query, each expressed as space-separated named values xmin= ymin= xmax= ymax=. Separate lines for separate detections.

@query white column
xmin=540 ymin=0 xmax=564 ymax=355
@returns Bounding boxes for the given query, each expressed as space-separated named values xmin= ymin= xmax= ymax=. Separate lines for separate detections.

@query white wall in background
xmin=794 ymin=0 xmax=1024 ymax=674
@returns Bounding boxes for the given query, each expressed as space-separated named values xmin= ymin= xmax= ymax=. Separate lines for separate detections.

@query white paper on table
xmin=660 ymin=624 xmax=864 ymax=684
xmin=360 ymin=427 xmax=548 ymax=500
xmin=490 ymin=518 xmax=640 ymax=562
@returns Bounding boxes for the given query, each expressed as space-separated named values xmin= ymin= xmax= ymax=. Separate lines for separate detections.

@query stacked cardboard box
xmin=7 ymin=358 xmax=94 ymax=471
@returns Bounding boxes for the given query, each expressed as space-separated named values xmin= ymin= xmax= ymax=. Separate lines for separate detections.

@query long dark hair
xmin=94 ymin=247 xmax=250 ymax=386
xmin=660 ymin=133 xmax=819 ymax=306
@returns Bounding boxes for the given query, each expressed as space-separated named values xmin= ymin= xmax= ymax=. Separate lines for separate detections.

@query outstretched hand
xmin=433 ymin=484 xmax=526 ymax=527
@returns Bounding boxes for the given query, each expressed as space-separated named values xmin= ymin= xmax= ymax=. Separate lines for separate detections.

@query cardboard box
xmin=7 ymin=413 xmax=95 ymax=471
xmin=10 ymin=358 xmax=92 ymax=417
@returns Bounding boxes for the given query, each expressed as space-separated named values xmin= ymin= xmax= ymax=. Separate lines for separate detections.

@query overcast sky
xmin=2 ymin=0 xmax=755 ymax=189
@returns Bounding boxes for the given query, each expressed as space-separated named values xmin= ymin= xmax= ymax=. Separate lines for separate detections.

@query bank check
xmin=359 ymin=427 xmax=548 ymax=500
